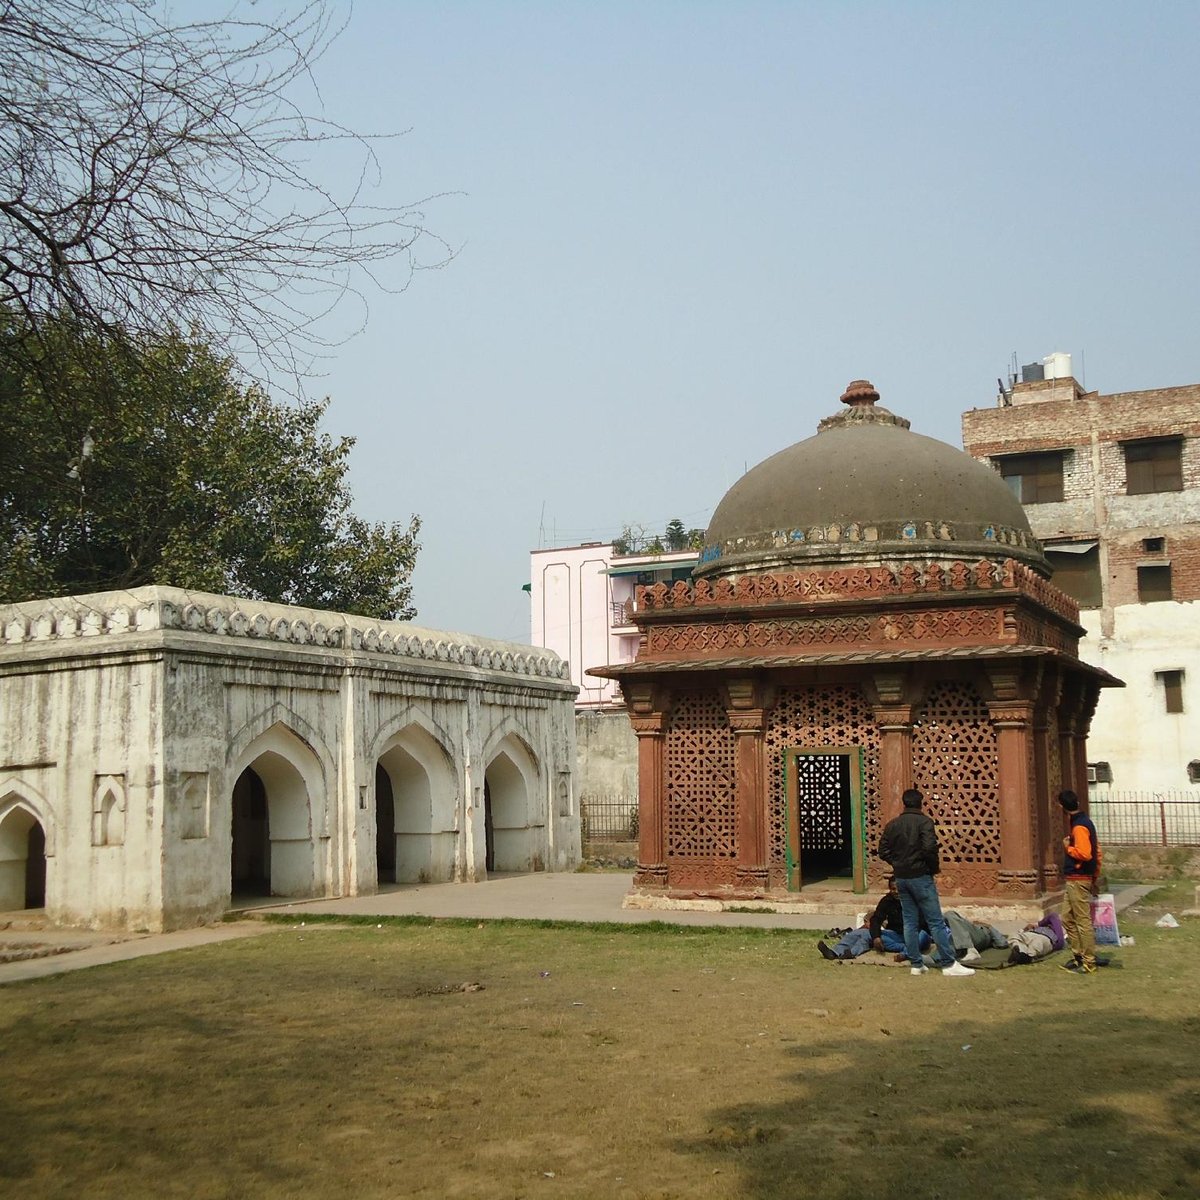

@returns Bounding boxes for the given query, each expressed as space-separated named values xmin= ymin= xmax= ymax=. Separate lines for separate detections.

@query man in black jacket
xmin=878 ymin=788 xmax=975 ymax=977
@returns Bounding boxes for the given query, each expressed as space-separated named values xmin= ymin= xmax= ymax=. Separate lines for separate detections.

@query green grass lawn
xmin=2 ymin=902 xmax=1198 ymax=1200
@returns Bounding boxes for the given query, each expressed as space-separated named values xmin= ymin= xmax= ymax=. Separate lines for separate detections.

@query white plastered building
xmin=0 ymin=587 xmax=579 ymax=930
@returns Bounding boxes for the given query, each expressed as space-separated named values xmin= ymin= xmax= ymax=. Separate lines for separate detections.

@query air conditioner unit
xmin=1087 ymin=766 xmax=1097 ymax=783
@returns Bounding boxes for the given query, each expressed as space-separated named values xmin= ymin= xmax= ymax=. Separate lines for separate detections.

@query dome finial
xmin=841 ymin=379 xmax=879 ymax=408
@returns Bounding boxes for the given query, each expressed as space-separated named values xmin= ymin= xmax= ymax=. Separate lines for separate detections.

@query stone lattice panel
xmin=911 ymin=681 xmax=1000 ymax=864
xmin=664 ymin=690 xmax=737 ymax=860
xmin=793 ymin=754 xmax=848 ymax=852
xmin=764 ymin=687 xmax=881 ymax=872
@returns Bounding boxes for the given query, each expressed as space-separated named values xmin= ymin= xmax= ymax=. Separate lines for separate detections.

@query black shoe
xmin=817 ymin=940 xmax=839 ymax=961
xmin=1059 ymin=959 xmax=1097 ymax=975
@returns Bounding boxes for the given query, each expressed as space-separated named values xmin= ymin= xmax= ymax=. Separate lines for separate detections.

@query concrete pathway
xmin=0 ymin=874 xmax=1156 ymax=985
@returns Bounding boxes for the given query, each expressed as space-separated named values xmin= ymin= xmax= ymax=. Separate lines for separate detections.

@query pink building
xmin=529 ymin=543 xmax=697 ymax=708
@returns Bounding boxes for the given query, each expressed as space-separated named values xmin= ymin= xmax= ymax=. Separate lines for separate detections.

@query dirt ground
xmin=1 ymin=903 xmax=1198 ymax=1200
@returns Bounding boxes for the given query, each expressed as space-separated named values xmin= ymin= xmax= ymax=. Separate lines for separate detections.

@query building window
xmin=1138 ymin=563 xmax=1173 ymax=602
xmin=1188 ymin=760 xmax=1200 ymax=784
xmin=1142 ymin=536 xmax=1166 ymax=554
xmin=997 ymin=452 xmax=1065 ymax=503
xmin=1087 ymin=762 xmax=1113 ymax=784
xmin=1045 ymin=542 xmax=1102 ymax=608
xmin=1157 ymin=669 xmax=1185 ymax=714
xmin=1124 ymin=439 xmax=1183 ymax=495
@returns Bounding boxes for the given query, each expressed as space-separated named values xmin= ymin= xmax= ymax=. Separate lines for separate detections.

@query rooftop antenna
xmin=538 ymin=501 xmax=546 ymax=549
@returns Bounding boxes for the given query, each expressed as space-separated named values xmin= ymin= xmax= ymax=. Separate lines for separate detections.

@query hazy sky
xmin=279 ymin=2 xmax=1199 ymax=642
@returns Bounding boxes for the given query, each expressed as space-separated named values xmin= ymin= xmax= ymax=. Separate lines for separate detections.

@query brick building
xmin=962 ymin=364 xmax=1200 ymax=792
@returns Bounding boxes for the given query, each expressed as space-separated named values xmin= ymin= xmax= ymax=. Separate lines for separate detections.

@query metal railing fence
xmin=1088 ymin=790 xmax=1200 ymax=846
xmin=580 ymin=793 xmax=639 ymax=842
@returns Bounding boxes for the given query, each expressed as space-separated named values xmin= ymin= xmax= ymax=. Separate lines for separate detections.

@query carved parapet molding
xmin=634 ymin=557 xmax=1080 ymax=625
xmin=0 ymin=586 xmax=570 ymax=685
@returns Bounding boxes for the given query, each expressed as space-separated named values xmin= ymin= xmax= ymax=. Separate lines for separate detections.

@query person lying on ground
xmin=1006 ymin=911 xmax=1066 ymax=965
xmin=817 ymin=876 xmax=932 ymax=961
xmin=943 ymin=910 xmax=1009 ymax=963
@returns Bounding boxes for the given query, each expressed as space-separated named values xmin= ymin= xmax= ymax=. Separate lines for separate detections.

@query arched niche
xmin=229 ymin=725 xmax=321 ymax=901
xmin=376 ymin=724 xmax=457 ymax=884
xmin=483 ymin=734 xmax=541 ymax=873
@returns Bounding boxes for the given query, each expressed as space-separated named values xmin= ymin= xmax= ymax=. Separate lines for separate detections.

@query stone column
xmin=869 ymin=671 xmax=915 ymax=828
xmin=725 ymin=677 xmax=769 ymax=893
xmin=987 ymin=698 xmax=1038 ymax=896
xmin=625 ymin=681 xmax=669 ymax=888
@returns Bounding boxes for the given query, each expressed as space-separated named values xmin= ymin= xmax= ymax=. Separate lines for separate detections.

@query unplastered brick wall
xmin=1062 ymin=446 xmax=1093 ymax=501
xmin=963 ymin=383 xmax=1200 ymax=467
xmin=1106 ymin=534 xmax=1200 ymax=606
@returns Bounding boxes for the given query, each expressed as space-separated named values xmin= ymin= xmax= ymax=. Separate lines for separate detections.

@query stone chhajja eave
xmin=0 ymin=585 xmax=574 ymax=692
xmin=631 ymin=557 xmax=1081 ymax=630
xmin=587 ymin=642 xmax=1123 ymax=687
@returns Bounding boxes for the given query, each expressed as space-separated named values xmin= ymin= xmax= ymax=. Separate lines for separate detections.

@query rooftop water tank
xmin=1043 ymin=351 xmax=1073 ymax=380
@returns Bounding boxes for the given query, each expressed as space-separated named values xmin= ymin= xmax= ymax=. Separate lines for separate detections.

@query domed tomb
xmin=696 ymin=380 xmax=1047 ymax=580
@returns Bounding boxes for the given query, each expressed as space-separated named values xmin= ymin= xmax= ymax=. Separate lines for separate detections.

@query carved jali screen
xmin=765 ymin=686 xmax=880 ymax=873
xmin=911 ymin=681 xmax=1000 ymax=864
xmin=791 ymin=752 xmax=851 ymax=850
xmin=664 ymin=689 xmax=737 ymax=860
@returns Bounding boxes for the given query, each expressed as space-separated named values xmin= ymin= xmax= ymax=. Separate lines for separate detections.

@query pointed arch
xmin=226 ymin=702 xmax=334 ymax=793
xmin=482 ymin=729 xmax=543 ymax=873
xmin=0 ymin=777 xmax=57 ymax=856
xmin=0 ymin=780 xmax=51 ymax=910
xmin=366 ymin=705 xmax=457 ymax=768
xmin=228 ymin=720 xmax=325 ymax=900
xmin=375 ymin=719 xmax=459 ymax=884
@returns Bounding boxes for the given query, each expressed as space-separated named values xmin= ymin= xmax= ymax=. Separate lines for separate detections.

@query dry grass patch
xmin=1 ymin=912 xmax=1198 ymax=1199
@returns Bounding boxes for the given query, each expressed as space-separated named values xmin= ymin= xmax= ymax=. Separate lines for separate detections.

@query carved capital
xmin=630 ymin=714 xmax=668 ymax=737
xmin=987 ymin=699 xmax=1035 ymax=728
xmin=872 ymin=704 xmax=914 ymax=730
xmin=727 ymin=711 xmax=766 ymax=734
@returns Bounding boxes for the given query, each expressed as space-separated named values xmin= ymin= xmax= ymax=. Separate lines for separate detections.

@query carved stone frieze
xmin=645 ymin=605 xmax=1005 ymax=659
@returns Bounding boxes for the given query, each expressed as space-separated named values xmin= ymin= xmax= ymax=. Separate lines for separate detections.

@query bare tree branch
xmin=0 ymin=0 xmax=450 ymax=381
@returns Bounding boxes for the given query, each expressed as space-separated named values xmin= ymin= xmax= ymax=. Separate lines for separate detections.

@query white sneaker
xmin=962 ymin=946 xmax=982 ymax=964
xmin=910 ymin=965 xmax=929 ymax=976
xmin=941 ymin=962 xmax=975 ymax=977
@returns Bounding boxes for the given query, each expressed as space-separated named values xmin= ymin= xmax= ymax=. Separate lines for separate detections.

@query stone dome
xmin=695 ymin=380 xmax=1047 ymax=580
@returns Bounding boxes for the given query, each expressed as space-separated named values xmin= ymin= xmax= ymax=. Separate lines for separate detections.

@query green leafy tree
xmin=664 ymin=518 xmax=687 ymax=551
xmin=0 ymin=318 xmax=420 ymax=619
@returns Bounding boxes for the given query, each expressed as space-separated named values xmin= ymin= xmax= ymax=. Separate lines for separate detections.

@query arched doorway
xmin=375 ymin=764 xmax=396 ymax=882
xmin=483 ymin=740 xmax=540 ymax=873
xmin=229 ymin=737 xmax=316 ymax=901
xmin=231 ymin=767 xmax=270 ymax=896
xmin=0 ymin=804 xmax=46 ymax=911
xmin=376 ymin=726 xmax=456 ymax=884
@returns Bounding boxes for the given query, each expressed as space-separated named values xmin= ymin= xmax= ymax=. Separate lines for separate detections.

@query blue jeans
xmin=896 ymin=875 xmax=957 ymax=968
xmin=834 ymin=926 xmax=933 ymax=958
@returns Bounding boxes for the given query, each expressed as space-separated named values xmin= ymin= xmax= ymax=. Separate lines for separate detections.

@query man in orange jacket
xmin=1058 ymin=790 xmax=1102 ymax=974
